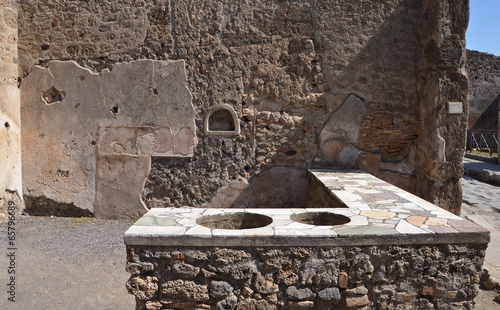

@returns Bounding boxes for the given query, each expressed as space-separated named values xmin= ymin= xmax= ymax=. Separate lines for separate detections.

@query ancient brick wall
xmin=0 ymin=0 xmax=22 ymax=217
xmin=126 ymin=245 xmax=485 ymax=309
xmin=15 ymin=0 xmax=469 ymax=217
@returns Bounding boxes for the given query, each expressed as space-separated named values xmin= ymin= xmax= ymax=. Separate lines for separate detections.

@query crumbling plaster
xmin=21 ymin=60 xmax=197 ymax=218
xmin=0 ymin=0 xmax=22 ymax=218
xmin=10 ymin=0 xmax=471 ymax=217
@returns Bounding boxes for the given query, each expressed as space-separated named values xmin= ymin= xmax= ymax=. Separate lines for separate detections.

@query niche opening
xmin=204 ymin=105 xmax=240 ymax=136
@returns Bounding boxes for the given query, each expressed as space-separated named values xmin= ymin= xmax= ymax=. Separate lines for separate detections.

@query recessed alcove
xmin=204 ymin=104 xmax=240 ymax=136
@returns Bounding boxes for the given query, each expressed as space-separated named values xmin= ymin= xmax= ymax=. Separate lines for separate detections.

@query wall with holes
xmin=13 ymin=0 xmax=470 ymax=218
xmin=21 ymin=60 xmax=197 ymax=218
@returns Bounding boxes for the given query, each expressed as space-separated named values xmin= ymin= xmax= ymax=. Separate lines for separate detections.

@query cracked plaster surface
xmin=21 ymin=60 xmax=196 ymax=217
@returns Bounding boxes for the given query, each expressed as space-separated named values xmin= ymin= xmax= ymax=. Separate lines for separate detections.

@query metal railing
xmin=466 ymin=130 xmax=499 ymax=156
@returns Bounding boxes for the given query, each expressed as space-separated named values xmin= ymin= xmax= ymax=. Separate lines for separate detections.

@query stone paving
xmin=125 ymin=169 xmax=489 ymax=247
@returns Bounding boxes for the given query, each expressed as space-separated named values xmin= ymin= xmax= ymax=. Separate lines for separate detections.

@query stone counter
xmin=124 ymin=169 xmax=490 ymax=309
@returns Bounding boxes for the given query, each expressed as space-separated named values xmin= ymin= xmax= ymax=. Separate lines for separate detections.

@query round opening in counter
xmin=291 ymin=212 xmax=351 ymax=226
xmin=196 ymin=212 xmax=273 ymax=230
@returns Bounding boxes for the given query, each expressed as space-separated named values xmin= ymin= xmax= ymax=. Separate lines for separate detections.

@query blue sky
xmin=467 ymin=0 xmax=500 ymax=56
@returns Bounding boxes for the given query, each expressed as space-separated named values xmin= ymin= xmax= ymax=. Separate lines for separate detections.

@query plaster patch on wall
xmin=320 ymin=94 xmax=366 ymax=145
xmin=21 ymin=60 xmax=196 ymax=217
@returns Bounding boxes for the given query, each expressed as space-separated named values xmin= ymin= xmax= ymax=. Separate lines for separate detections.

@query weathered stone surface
xmin=210 ymin=281 xmax=233 ymax=300
xmin=317 ymin=288 xmax=341 ymax=302
xmin=10 ymin=0 xmax=470 ymax=216
xmin=126 ymin=243 xmax=486 ymax=309
xmin=254 ymin=273 xmax=279 ymax=295
xmin=216 ymin=295 xmax=237 ymax=310
xmin=285 ymin=286 xmax=315 ymax=301
xmin=126 ymin=275 xmax=158 ymax=301
xmin=126 ymin=262 xmax=155 ymax=275
xmin=345 ymin=295 xmax=369 ymax=307
xmin=173 ymin=262 xmax=200 ymax=279
xmin=161 ymin=280 xmax=209 ymax=302
xmin=21 ymin=60 xmax=196 ymax=217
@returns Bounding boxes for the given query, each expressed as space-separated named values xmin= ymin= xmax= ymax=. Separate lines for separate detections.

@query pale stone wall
xmin=0 ymin=0 xmax=22 ymax=217
xmin=15 ymin=0 xmax=470 ymax=217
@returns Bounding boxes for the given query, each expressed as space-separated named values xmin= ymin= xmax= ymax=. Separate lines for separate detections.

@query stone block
xmin=345 ymin=295 xmax=369 ymax=308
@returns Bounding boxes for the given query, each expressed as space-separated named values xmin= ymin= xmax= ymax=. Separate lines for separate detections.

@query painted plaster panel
xmin=21 ymin=60 xmax=196 ymax=215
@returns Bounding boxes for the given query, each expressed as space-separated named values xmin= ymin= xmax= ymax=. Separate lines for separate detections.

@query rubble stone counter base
xmin=124 ymin=169 xmax=490 ymax=310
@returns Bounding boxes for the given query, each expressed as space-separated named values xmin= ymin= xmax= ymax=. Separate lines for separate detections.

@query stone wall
xmin=415 ymin=0 xmax=469 ymax=215
xmin=14 ymin=0 xmax=469 ymax=217
xmin=0 ymin=0 xmax=22 ymax=218
xmin=126 ymin=244 xmax=485 ymax=309
xmin=466 ymin=50 xmax=500 ymax=131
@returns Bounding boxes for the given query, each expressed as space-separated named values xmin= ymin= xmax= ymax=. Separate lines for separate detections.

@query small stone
xmin=173 ymin=262 xmax=200 ymax=279
xmin=420 ymin=286 xmax=434 ymax=296
xmin=126 ymin=262 xmax=155 ymax=275
xmin=254 ymin=272 xmax=279 ymax=294
xmin=339 ymin=272 xmax=348 ymax=288
xmin=285 ymin=286 xmax=315 ymax=300
xmin=345 ymin=295 xmax=369 ymax=308
xmin=317 ymin=288 xmax=341 ymax=301
xmin=145 ymin=301 xmax=162 ymax=310
xmin=126 ymin=275 xmax=158 ymax=300
xmin=288 ymin=301 xmax=315 ymax=308
xmin=397 ymin=292 xmax=415 ymax=303
xmin=217 ymin=295 xmax=238 ymax=310
xmin=495 ymin=293 xmax=500 ymax=303
xmin=345 ymin=285 xmax=368 ymax=296
xmin=210 ymin=281 xmax=234 ymax=300
xmin=445 ymin=291 xmax=458 ymax=299
xmin=265 ymin=293 xmax=278 ymax=304
xmin=241 ymin=286 xmax=254 ymax=296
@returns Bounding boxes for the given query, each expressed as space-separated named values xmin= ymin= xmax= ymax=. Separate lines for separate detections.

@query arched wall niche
xmin=204 ymin=104 xmax=240 ymax=136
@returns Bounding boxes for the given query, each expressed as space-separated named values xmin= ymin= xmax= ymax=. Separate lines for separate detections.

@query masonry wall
xmin=16 ymin=0 xmax=469 ymax=217
xmin=465 ymin=49 xmax=500 ymax=157
xmin=0 ymin=0 xmax=22 ymax=218
xmin=466 ymin=50 xmax=500 ymax=131
xmin=125 ymin=244 xmax=485 ymax=309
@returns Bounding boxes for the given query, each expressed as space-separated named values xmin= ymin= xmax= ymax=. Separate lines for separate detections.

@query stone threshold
xmin=124 ymin=169 xmax=490 ymax=247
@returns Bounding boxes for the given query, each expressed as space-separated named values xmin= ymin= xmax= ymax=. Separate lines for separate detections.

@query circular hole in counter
xmin=196 ymin=212 xmax=272 ymax=230
xmin=291 ymin=212 xmax=351 ymax=226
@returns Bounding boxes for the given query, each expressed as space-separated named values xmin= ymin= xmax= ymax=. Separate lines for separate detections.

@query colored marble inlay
xmin=125 ymin=169 xmax=490 ymax=247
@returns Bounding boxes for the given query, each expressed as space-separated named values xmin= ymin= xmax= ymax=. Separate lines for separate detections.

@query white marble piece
xmin=345 ymin=215 xmax=369 ymax=226
xmin=185 ymin=225 xmax=212 ymax=237
xmin=332 ymin=191 xmax=363 ymax=202
xmin=395 ymin=220 xmax=431 ymax=235
xmin=202 ymin=209 xmax=225 ymax=215
xmin=274 ymin=228 xmax=309 ymax=236
xmin=241 ymin=227 xmax=275 ymax=236
xmin=178 ymin=218 xmax=197 ymax=227
xmin=430 ymin=211 xmax=462 ymax=220
xmin=282 ymin=222 xmax=318 ymax=230
xmin=126 ymin=225 xmax=187 ymax=236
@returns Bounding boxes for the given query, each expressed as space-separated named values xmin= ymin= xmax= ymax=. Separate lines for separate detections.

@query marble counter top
xmin=124 ymin=169 xmax=490 ymax=247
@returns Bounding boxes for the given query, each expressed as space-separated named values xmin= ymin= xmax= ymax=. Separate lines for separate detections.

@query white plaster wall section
xmin=319 ymin=94 xmax=367 ymax=146
xmin=21 ymin=60 xmax=197 ymax=216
